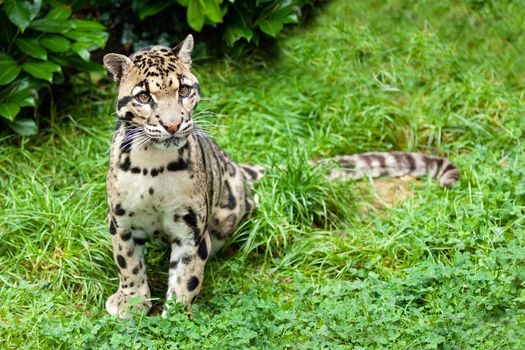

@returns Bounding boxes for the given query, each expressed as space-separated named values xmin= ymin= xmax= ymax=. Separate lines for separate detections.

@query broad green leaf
xmin=202 ymin=0 xmax=223 ymax=23
xmin=0 ymin=54 xmax=21 ymax=85
xmin=259 ymin=19 xmax=283 ymax=37
xmin=22 ymin=60 xmax=62 ymax=83
xmin=7 ymin=88 xmax=35 ymax=107
xmin=71 ymin=42 xmax=92 ymax=61
xmin=30 ymin=18 xmax=75 ymax=33
xmin=0 ymin=77 xmax=45 ymax=102
xmin=224 ymin=4 xmax=257 ymax=45
xmin=69 ymin=19 xmax=105 ymax=32
xmin=1 ymin=78 xmax=43 ymax=109
xmin=50 ymin=56 xmax=68 ymax=66
xmin=15 ymin=37 xmax=47 ymax=60
xmin=7 ymin=118 xmax=38 ymax=135
xmin=0 ymin=102 xmax=20 ymax=121
xmin=138 ymin=3 xmax=171 ymax=20
xmin=40 ymin=35 xmax=71 ymax=52
xmin=45 ymin=5 xmax=72 ymax=20
xmin=177 ymin=0 xmax=190 ymax=6
xmin=187 ymin=0 xmax=205 ymax=31
xmin=64 ymin=30 xmax=108 ymax=48
xmin=4 ymin=0 xmax=42 ymax=31
xmin=271 ymin=4 xmax=300 ymax=24
xmin=224 ymin=25 xmax=254 ymax=46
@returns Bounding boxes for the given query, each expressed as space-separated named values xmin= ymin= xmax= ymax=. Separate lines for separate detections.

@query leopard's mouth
xmin=143 ymin=123 xmax=193 ymax=150
xmin=154 ymin=135 xmax=188 ymax=149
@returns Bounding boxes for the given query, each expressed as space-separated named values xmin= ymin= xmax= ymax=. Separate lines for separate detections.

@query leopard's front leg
xmin=163 ymin=207 xmax=211 ymax=315
xmin=106 ymin=215 xmax=151 ymax=318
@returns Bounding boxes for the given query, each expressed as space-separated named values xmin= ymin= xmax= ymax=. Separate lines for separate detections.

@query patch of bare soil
xmin=355 ymin=176 xmax=420 ymax=215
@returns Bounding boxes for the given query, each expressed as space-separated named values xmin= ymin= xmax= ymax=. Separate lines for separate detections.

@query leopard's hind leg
xmin=207 ymin=163 xmax=265 ymax=255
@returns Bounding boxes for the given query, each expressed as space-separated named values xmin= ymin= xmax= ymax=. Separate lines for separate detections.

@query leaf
xmin=138 ymin=3 xmax=171 ymax=20
xmin=0 ymin=77 xmax=45 ymax=103
xmin=0 ymin=54 xmax=21 ymax=85
xmin=64 ymin=30 xmax=108 ymax=48
xmin=271 ymin=4 xmax=301 ymax=24
xmin=0 ymin=102 xmax=20 ymax=121
xmin=0 ymin=78 xmax=40 ymax=122
xmin=22 ymin=60 xmax=62 ymax=83
xmin=202 ymin=0 xmax=223 ymax=23
xmin=40 ymin=35 xmax=71 ymax=52
xmin=187 ymin=0 xmax=206 ymax=31
xmin=4 ymin=0 xmax=42 ymax=31
xmin=30 ymin=18 xmax=75 ymax=33
xmin=45 ymin=5 xmax=72 ymax=20
xmin=223 ymin=3 xmax=258 ymax=46
xmin=15 ymin=37 xmax=47 ymax=60
xmin=50 ymin=56 xmax=68 ymax=66
xmin=71 ymin=42 xmax=92 ymax=61
xmin=8 ymin=88 xmax=35 ymax=107
xmin=69 ymin=19 xmax=105 ymax=32
xmin=7 ymin=118 xmax=38 ymax=135
xmin=259 ymin=19 xmax=283 ymax=37
xmin=224 ymin=25 xmax=254 ymax=46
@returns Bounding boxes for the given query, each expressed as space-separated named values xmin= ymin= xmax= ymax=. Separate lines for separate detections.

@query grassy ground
xmin=1 ymin=0 xmax=525 ymax=348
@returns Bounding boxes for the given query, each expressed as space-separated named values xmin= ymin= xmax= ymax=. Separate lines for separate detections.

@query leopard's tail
xmin=319 ymin=152 xmax=459 ymax=188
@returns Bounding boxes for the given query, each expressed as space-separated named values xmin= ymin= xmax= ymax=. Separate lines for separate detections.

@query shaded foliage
xmin=0 ymin=1 xmax=107 ymax=134
xmin=0 ymin=0 xmax=316 ymax=134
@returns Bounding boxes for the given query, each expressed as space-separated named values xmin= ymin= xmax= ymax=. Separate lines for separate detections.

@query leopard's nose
xmin=160 ymin=120 xmax=181 ymax=134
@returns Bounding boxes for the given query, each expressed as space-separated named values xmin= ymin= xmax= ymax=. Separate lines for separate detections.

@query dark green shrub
xmin=157 ymin=0 xmax=315 ymax=46
xmin=0 ymin=0 xmax=316 ymax=135
xmin=0 ymin=0 xmax=108 ymax=135
xmin=220 ymin=0 xmax=315 ymax=46
xmin=92 ymin=0 xmax=315 ymax=48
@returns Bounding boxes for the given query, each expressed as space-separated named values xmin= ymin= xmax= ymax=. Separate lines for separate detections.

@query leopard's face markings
xmin=104 ymin=37 xmax=200 ymax=149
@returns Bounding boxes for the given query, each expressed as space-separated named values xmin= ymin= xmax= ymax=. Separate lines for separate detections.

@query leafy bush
xmin=0 ymin=0 xmax=315 ymax=135
xmin=144 ymin=0 xmax=315 ymax=46
xmin=0 ymin=0 xmax=108 ymax=135
xmin=93 ymin=0 xmax=315 ymax=48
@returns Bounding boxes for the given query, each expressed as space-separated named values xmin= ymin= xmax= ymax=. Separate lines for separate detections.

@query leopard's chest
xmin=108 ymin=139 xmax=205 ymax=237
xmin=113 ymin=169 xmax=196 ymax=234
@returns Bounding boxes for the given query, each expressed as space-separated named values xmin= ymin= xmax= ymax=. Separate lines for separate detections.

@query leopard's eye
xmin=179 ymin=85 xmax=191 ymax=97
xmin=136 ymin=92 xmax=151 ymax=103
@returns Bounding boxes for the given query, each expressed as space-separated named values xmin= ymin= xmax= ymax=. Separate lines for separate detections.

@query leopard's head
xmin=104 ymin=35 xmax=200 ymax=149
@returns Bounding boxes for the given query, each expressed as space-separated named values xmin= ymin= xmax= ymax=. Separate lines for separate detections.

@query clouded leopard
xmin=103 ymin=34 xmax=459 ymax=318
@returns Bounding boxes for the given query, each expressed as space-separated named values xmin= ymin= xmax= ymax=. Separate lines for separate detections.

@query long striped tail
xmin=321 ymin=152 xmax=459 ymax=188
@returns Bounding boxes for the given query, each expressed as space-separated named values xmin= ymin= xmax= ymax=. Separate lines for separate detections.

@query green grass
xmin=1 ymin=0 xmax=525 ymax=348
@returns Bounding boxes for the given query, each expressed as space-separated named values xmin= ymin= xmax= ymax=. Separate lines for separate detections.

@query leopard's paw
xmin=106 ymin=290 xmax=151 ymax=319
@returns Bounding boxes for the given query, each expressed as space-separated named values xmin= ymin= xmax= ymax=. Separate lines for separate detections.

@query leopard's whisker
xmin=194 ymin=121 xmax=221 ymax=128
xmin=192 ymin=112 xmax=225 ymax=118
xmin=134 ymin=135 xmax=152 ymax=149
xmin=192 ymin=109 xmax=224 ymax=117
xmin=193 ymin=127 xmax=223 ymax=138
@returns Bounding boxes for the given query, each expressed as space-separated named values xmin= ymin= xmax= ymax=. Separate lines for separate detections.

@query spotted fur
xmin=103 ymin=35 xmax=459 ymax=318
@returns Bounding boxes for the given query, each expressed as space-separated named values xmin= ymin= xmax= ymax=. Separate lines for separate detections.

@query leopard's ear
xmin=172 ymin=34 xmax=194 ymax=67
xmin=103 ymin=53 xmax=132 ymax=82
